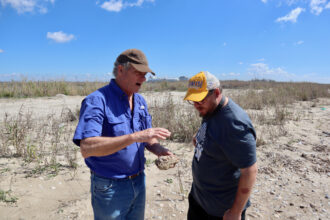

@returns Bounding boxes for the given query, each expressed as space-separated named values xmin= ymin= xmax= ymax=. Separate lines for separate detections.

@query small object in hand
xmin=155 ymin=155 xmax=179 ymax=170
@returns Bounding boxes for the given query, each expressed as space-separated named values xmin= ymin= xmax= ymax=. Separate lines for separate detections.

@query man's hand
xmin=156 ymin=147 xmax=173 ymax=156
xmin=146 ymin=142 xmax=173 ymax=157
xmin=132 ymin=128 xmax=171 ymax=143
xmin=192 ymin=133 xmax=197 ymax=147
xmin=223 ymin=209 xmax=241 ymax=220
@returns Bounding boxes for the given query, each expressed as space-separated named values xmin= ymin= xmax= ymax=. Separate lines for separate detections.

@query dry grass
xmin=0 ymin=79 xmax=329 ymax=176
xmin=148 ymin=93 xmax=201 ymax=143
xmin=0 ymin=106 xmax=79 ymax=177
xmin=0 ymin=81 xmax=107 ymax=98
xmin=1 ymin=80 xmax=329 ymax=100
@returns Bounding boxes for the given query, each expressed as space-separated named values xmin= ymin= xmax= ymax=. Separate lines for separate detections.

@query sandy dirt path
xmin=0 ymin=92 xmax=329 ymax=219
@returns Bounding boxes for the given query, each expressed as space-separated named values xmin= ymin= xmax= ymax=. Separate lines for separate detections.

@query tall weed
xmin=149 ymin=93 xmax=201 ymax=143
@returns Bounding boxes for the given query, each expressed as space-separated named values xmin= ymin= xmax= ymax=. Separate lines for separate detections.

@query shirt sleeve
xmin=221 ymin=121 xmax=257 ymax=169
xmin=73 ymin=96 xmax=105 ymax=146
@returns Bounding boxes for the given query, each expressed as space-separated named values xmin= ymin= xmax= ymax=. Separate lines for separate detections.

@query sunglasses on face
xmin=187 ymin=90 xmax=215 ymax=105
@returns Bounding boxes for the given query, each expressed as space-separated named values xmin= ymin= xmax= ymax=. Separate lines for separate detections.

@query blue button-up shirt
xmin=73 ymin=79 xmax=152 ymax=178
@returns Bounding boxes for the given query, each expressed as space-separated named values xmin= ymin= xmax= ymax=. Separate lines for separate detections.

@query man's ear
xmin=117 ymin=64 xmax=123 ymax=74
xmin=214 ymin=88 xmax=221 ymax=97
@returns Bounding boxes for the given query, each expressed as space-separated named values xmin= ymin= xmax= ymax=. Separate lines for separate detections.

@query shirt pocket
xmin=106 ymin=116 xmax=127 ymax=136
xmin=138 ymin=111 xmax=152 ymax=130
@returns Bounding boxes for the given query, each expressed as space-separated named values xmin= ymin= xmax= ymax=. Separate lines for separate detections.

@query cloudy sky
xmin=0 ymin=0 xmax=330 ymax=83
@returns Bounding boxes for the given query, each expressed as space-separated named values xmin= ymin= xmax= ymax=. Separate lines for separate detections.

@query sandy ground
xmin=0 ymin=91 xmax=329 ymax=220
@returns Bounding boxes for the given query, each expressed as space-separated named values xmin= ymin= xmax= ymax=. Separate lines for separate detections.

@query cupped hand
xmin=133 ymin=128 xmax=171 ymax=143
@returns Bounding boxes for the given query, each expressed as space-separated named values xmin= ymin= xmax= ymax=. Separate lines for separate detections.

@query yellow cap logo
xmin=184 ymin=72 xmax=208 ymax=101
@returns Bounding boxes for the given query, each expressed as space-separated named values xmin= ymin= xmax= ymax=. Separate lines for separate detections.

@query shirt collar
xmin=109 ymin=79 xmax=139 ymax=110
xmin=109 ymin=78 xmax=128 ymax=98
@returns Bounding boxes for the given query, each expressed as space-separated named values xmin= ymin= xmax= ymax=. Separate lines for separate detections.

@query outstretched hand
xmin=192 ymin=133 xmax=197 ymax=147
xmin=157 ymin=148 xmax=173 ymax=156
xmin=133 ymin=127 xmax=171 ymax=143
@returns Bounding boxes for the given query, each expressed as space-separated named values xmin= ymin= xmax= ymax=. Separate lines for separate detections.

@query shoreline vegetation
xmin=1 ymin=79 xmax=329 ymax=168
xmin=0 ymin=80 xmax=329 ymax=101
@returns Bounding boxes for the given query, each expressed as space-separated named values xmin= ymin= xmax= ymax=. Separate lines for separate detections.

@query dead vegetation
xmin=0 ymin=80 xmax=329 ymax=219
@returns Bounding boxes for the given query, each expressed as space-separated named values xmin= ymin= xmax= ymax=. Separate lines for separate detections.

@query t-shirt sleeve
xmin=221 ymin=121 xmax=257 ymax=168
xmin=73 ymin=96 xmax=105 ymax=146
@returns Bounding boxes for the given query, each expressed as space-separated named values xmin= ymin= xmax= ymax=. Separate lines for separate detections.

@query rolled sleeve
xmin=73 ymin=96 xmax=105 ymax=146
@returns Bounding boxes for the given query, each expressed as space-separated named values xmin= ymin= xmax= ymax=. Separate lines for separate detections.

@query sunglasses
xmin=187 ymin=90 xmax=215 ymax=105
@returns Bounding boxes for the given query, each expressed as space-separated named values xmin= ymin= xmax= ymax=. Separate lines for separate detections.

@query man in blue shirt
xmin=73 ymin=49 xmax=173 ymax=220
xmin=184 ymin=71 xmax=258 ymax=220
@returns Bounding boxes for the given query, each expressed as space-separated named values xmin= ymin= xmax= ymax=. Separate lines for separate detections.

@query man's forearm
xmin=80 ymin=134 xmax=135 ymax=158
xmin=80 ymin=128 xmax=171 ymax=159
xmin=230 ymin=162 xmax=258 ymax=215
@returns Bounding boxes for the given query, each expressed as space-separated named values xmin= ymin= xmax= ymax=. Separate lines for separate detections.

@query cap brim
xmin=131 ymin=63 xmax=155 ymax=75
xmin=184 ymin=90 xmax=208 ymax=102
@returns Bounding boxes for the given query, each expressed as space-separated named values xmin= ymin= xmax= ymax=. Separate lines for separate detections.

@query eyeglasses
xmin=187 ymin=90 xmax=214 ymax=105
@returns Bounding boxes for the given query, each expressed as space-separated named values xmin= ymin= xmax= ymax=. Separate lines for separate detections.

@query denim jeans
xmin=90 ymin=171 xmax=146 ymax=220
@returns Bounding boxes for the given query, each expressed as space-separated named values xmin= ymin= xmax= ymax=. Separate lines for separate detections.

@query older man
xmin=184 ymin=71 xmax=258 ymax=220
xmin=73 ymin=49 xmax=173 ymax=220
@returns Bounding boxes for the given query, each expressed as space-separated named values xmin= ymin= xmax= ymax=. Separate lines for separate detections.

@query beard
xmin=196 ymin=102 xmax=217 ymax=118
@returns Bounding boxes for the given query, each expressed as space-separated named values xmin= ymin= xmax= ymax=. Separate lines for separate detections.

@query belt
xmin=127 ymin=171 xmax=141 ymax=179
xmin=91 ymin=170 xmax=142 ymax=180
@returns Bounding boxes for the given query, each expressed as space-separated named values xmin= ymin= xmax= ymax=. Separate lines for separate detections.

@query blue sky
xmin=0 ymin=0 xmax=330 ymax=83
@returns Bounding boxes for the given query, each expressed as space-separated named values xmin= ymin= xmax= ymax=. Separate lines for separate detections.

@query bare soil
xmin=0 ymin=92 xmax=329 ymax=219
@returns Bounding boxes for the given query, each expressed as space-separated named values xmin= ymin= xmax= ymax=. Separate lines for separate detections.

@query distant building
xmin=179 ymin=76 xmax=189 ymax=81
xmin=147 ymin=76 xmax=179 ymax=82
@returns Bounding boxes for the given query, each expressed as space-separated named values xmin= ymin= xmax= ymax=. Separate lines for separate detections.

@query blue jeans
xmin=90 ymin=171 xmax=146 ymax=220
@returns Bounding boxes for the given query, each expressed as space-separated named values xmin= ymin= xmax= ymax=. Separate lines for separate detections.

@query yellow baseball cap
xmin=184 ymin=71 xmax=220 ymax=102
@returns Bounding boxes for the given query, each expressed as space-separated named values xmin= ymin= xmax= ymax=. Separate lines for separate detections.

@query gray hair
xmin=112 ymin=61 xmax=131 ymax=77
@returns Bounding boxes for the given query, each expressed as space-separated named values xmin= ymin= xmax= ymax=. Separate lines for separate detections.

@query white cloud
xmin=238 ymin=62 xmax=243 ymax=65
xmin=223 ymin=42 xmax=227 ymax=47
xmin=294 ymin=40 xmax=304 ymax=45
xmin=0 ymin=49 xmax=4 ymax=53
xmin=326 ymin=2 xmax=330 ymax=8
xmin=284 ymin=0 xmax=300 ymax=6
xmin=47 ymin=31 xmax=75 ymax=43
xmin=0 ymin=0 xmax=36 ymax=13
xmin=0 ymin=0 xmax=55 ymax=14
xmin=101 ymin=0 xmax=123 ymax=12
xmin=0 ymin=72 xmax=23 ymax=80
xmin=100 ymin=0 xmax=154 ymax=12
xmin=229 ymin=72 xmax=240 ymax=76
xmin=300 ymin=73 xmax=330 ymax=83
xmin=221 ymin=72 xmax=240 ymax=77
xmin=248 ymin=63 xmax=294 ymax=80
xmin=127 ymin=0 xmax=146 ymax=7
xmin=261 ymin=0 xmax=268 ymax=3
xmin=0 ymin=73 xmax=18 ymax=77
xmin=310 ymin=0 xmax=328 ymax=15
xmin=257 ymin=58 xmax=266 ymax=62
xmin=276 ymin=7 xmax=305 ymax=23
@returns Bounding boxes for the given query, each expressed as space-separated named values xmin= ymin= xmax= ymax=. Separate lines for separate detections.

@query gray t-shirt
xmin=191 ymin=98 xmax=257 ymax=217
